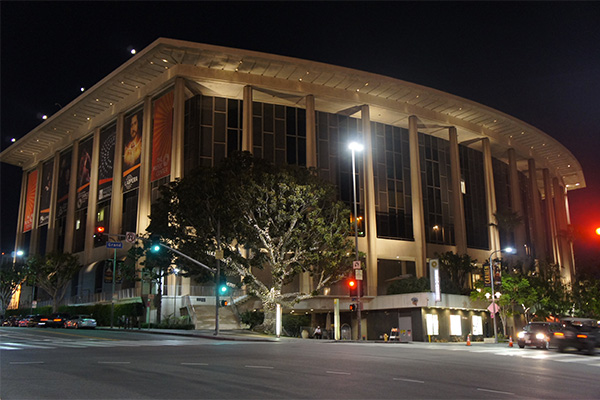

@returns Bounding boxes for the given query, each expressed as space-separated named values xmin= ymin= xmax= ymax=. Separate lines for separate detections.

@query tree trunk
xmin=260 ymin=301 xmax=277 ymax=334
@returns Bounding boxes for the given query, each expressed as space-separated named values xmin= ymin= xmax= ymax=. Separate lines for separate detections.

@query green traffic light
xmin=151 ymin=244 xmax=160 ymax=252
xmin=219 ymin=285 xmax=227 ymax=294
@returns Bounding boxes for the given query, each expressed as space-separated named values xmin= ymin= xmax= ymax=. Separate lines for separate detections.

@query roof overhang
xmin=0 ymin=38 xmax=585 ymax=192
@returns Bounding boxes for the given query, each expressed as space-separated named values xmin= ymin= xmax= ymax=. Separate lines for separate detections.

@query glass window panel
xmin=201 ymin=127 xmax=212 ymax=157
xmin=275 ymin=120 xmax=285 ymax=148
xmin=215 ymin=97 xmax=226 ymax=112
xmin=201 ymin=97 xmax=213 ymax=125
xmin=227 ymin=99 xmax=239 ymax=128
xmin=275 ymin=105 xmax=285 ymax=119
xmin=264 ymin=133 xmax=274 ymax=163
xmin=214 ymin=113 xmax=226 ymax=142
xmin=264 ymin=103 xmax=274 ymax=132
xmin=297 ymin=108 xmax=306 ymax=137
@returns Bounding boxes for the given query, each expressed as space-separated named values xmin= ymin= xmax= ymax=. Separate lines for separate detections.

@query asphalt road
xmin=1 ymin=327 xmax=599 ymax=399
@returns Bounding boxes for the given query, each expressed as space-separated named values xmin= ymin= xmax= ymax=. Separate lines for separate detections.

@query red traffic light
xmin=96 ymin=226 xmax=105 ymax=233
xmin=348 ymin=279 xmax=356 ymax=288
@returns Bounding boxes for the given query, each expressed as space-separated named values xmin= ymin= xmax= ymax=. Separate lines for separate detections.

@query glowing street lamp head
xmin=503 ymin=247 xmax=515 ymax=254
xmin=348 ymin=141 xmax=364 ymax=152
xmin=596 ymin=227 xmax=600 ymax=236
xmin=16 ymin=250 xmax=24 ymax=256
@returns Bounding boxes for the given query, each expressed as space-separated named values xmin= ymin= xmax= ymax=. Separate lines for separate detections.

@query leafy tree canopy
xmin=27 ymin=252 xmax=81 ymax=312
xmin=0 ymin=260 xmax=27 ymax=314
xmin=146 ymin=152 xmax=355 ymax=333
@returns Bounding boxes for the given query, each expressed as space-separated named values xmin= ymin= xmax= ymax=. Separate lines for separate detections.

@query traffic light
xmin=348 ymin=278 xmax=357 ymax=298
xmin=220 ymin=300 xmax=229 ymax=307
xmin=94 ymin=226 xmax=106 ymax=245
xmin=218 ymin=275 xmax=228 ymax=295
xmin=349 ymin=304 xmax=356 ymax=311
xmin=150 ymin=235 xmax=161 ymax=252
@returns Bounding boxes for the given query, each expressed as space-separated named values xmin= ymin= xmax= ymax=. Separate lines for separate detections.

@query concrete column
xmin=409 ymin=116 xmax=427 ymax=278
xmin=14 ymin=170 xmax=28 ymax=255
xmin=29 ymin=163 xmax=44 ymax=255
xmin=553 ymin=178 xmax=574 ymax=283
xmin=305 ymin=95 xmax=317 ymax=168
xmin=527 ymin=159 xmax=546 ymax=260
xmin=45 ymin=153 xmax=61 ymax=252
xmin=242 ymin=85 xmax=253 ymax=152
xmin=84 ymin=129 xmax=101 ymax=263
xmin=64 ymin=141 xmax=79 ymax=253
xmin=362 ymin=105 xmax=378 ymax=296
xmin=171 ymin=77 xmax=186 ymax=180
xmin=507 ymin=148 xmax=526 ymax=256
xmin=449 ymin=127 xmax=467 ymax=255
xmin=137 ymin=96 xmax=153 ymax=234
xmin=542 ymin=169 xmax=559 ymax=264
xmin=110 ymin=114 xmax=124 ymax=236
xmin=482 ymin=138 xmax=500 ymax=253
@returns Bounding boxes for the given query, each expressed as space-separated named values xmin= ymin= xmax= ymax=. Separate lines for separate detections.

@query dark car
xmin=517 ymin=322 xmax=562 ymax=349
xmin=65 ymin=315 xmax=97 ymax=329
xmin=48 ymin=313 xmax=71 ymax=328
xmin=2 ymin=316 xmax=20 ymax=326
xmin=28 ymin=315 xmax=51 ymax=328
xmin=554 ymin=317 xmax=600 ymax=355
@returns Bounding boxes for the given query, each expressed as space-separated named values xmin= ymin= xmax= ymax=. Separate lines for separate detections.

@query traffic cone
xmin=508 ymin=336 xmax=513 ymax=347
xmin=466 ymin=334 xmax=471 ymax=346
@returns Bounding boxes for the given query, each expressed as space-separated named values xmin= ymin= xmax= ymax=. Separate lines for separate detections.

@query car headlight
xmin=517 ymin=332 xmax=525 ymax=339
xmin=536 ymin=333 xmax=546 ymax=340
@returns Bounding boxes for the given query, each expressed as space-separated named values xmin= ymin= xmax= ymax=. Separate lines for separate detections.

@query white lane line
xmin=477 ymin=388 xmax=514 ymax=395
xmin=97 ymin=361 xmax=131 ymax=364
xmin=9 ymin=361 xmax=45 ymax=365
xmin=245 ymin=365 xmax=274 ymax=369
xmin=393 ymin=378 xmax=425 ymax=384
xmin=326 ymin=370 xmax=351 ymax=375
xmin=181 ymin=362 xmax=209 ymax=366
xmin=1 ymin=342 xmax=56 ymax=349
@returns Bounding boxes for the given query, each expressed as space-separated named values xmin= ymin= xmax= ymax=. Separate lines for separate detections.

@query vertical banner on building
xmin=98 ymin=125 xmax=116 ymax=201
xmin=122 ymin=110 xmax=143 ymax=192
xmin=23 ymin=170 xmax=38 ymax=232
xmin=76 ymin=138 xmax=93 ymax=210
xmin=38 ymin=160 xmax=54 ymax=226
xmin=151 ymin=91 xmax=174 ymax=181
xmin=56 ymin=150 xmax=72 ymax=219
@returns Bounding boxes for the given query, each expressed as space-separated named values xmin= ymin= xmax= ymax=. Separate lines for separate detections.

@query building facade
xmin=1 ymin=39 xmax=585 ymax=340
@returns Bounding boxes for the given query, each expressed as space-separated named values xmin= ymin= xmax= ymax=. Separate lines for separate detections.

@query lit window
xmin=426 ymin=314 xmax=439 ymax=336
xmin=450 ymin=314 xmax=462 ymax=336
xmin=472 ymin=315 xmax=483 ymax=335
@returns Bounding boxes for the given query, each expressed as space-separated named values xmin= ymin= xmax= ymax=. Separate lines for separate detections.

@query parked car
xmin=65 ymin=315 xmax=97 ymax=329
xmin=28 ymin=315 xmax=51 ymax=328
xmin=48 ymin=313 xmax=71 ymax=328
xmin=2 ymin=316 xmax=20 ymax=326
xmin=554 ymin=317 xmax=600 ymax=355
xmin=517 ymin=321 xmax=562 ymax=349
xmin=17 ymin=315 xmax=33 ymax=327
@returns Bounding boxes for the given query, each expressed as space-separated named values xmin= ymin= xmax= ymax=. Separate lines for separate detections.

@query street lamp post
xmin=348 ymin=141 xmax=364 ymax=341
xmin=488 ymin=247 xmax=514 ymax=343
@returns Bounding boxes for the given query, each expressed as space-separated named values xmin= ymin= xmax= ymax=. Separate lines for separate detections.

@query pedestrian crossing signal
xmin=220 ymin=300 xmax=228 ymax=307
xmin=350 ymin=304 xmax=357 ymax=311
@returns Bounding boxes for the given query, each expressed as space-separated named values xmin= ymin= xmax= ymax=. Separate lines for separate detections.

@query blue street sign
xmin=106 ymin=241 xmax=123 ymax=249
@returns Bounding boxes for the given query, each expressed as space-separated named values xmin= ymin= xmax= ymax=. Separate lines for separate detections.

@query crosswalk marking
xmin=0 ymin=338 xmax=209 ymax=351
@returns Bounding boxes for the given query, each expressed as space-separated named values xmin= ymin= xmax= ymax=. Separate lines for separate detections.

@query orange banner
xmin=23 ymin=170 xmax=38 ymax=232
xmin=151 ymin=91 xmax=174 ymax=182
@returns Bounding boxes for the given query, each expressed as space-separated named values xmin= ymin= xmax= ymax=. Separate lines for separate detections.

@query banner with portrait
xmin=151 ymin=91 xmax=174 ymax=182
xmin=23 ymin=170 xmax=38 ymax=233
xmin=122 ymin=109 xmax=143 ymax=192
xmin=38 ymin=160 xmax=54 ymax=226
xmin=98 ymin=124 xmax=116 ymax=201
xmin=56 ymin=150 xmax=72 ymax=219
xmin=76 ymin=137 xmax=94 ymax=210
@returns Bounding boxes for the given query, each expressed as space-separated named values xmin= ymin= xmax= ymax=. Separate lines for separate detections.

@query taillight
xmin=554 ymin=332 xmax=564 ymax=337
xmin=53 ymin=319 xmax=62 ymax=322
xmin=41 ymin=318 xmax=48 ymax=322
xmin=577 ymin=334 xmax=588 ymax=339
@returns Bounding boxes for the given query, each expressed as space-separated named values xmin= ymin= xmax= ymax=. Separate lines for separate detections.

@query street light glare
xmin=348 ymin=141 xmax=364 ymax=152
xmin=503 ymin=247 xmax=515 ymax=254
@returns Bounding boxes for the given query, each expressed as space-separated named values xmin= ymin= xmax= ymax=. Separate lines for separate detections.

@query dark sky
xmin=2 ymin=2 xmax=599 ymax=265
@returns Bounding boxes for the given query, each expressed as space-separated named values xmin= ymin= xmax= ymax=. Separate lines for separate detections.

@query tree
xmin=27 ymin=252 xmax=81 ymax=312
xmin=436 ymin=251 xmax=477 ymax=295
xmin=0 ymin=260 xmax=27 ymax=315
xmin=528 ymin=262 xmax=571 ymax=319
xmin=147 ymin=152 xmax=355 ymax=333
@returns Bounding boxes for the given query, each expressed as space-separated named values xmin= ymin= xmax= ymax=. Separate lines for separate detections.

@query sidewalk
xmin=98 ymin=327 xmax=512 ymax=347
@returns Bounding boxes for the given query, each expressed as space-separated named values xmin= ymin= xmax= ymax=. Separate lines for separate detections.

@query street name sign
xmin=106 ymin=241 xmax=123 ymax=249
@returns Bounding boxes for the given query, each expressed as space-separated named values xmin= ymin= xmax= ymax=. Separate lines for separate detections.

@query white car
xmin=65 ymin=315 xmax=97 ymax=329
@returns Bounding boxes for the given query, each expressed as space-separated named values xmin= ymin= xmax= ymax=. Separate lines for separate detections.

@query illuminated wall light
xmin=130 ymin=49 xmax=136 ymax=55
xmin=80 ymin=87 xmax=85 ymax=92
xmin=42 ymin=115 xmax=48 ymax=120
xmin=162 ymin=59 xmax=168 ymax=63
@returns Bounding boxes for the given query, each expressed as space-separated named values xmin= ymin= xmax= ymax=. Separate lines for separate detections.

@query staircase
xmin=192 ymin=305 xmax=243 ymax=330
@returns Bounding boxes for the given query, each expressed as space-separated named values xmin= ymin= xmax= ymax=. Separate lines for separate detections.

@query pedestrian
xmin=314 ymin=325 xmax=322 ymax=339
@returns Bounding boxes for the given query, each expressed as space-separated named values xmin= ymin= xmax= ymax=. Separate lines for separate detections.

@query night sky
xmin=1 ymin=2 xmax=599 ymax=266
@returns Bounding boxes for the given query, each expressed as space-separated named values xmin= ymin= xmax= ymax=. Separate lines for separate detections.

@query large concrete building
xmin=0 ymin=38 xmax=585 ymax=340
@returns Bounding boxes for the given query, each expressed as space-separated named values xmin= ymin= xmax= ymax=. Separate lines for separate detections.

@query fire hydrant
xmin=384 ymin=333 xmax=389 ymax=342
